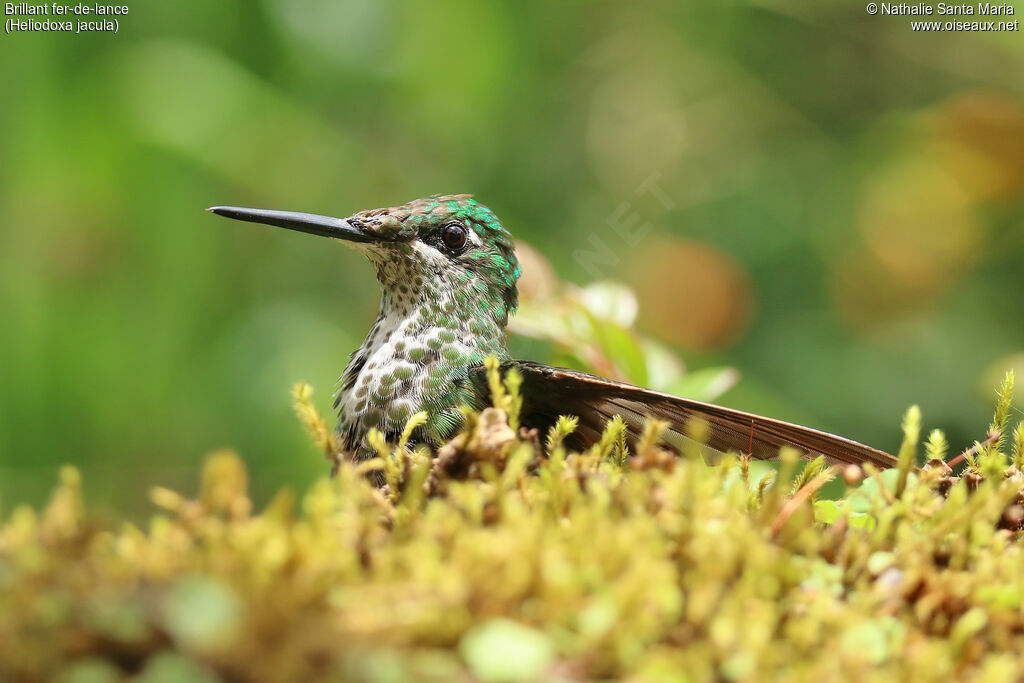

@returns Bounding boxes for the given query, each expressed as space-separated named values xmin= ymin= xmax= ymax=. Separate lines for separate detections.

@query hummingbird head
xmin=209 ymin=194 xmax=521 ymax=330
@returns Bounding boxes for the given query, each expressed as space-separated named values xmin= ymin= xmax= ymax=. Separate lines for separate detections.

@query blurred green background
xmin=2 ymin=1 xmax=1023 ymax=513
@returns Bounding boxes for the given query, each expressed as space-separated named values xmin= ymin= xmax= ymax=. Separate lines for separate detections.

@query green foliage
xmin=512 ymin=282 xmax=739 ymax=401
xmin=3 ymin=375 xmax=1024 ymax=681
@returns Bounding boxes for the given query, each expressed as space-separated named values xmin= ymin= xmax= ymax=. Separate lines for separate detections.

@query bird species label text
xmin=4 ymin=3 xmax=127 ymax=34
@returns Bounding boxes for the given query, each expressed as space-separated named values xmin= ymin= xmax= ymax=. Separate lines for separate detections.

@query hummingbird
xmin=209 ymin=195 xmax=897 ymax=472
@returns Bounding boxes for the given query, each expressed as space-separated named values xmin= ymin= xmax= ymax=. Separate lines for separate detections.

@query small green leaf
xmin=135 ymin=653 xmax=220 ymax=683
xmin=639 ymin=340 xmax=685 ymax=391
xmin=578 ymin=281 xmax=638 ymax=327
xmin=162 ymin=576 xmax=242 ymax=653
xmin=459 ymin=619 xmax=555 ymax=682
xmin=839 ymin=617 xmax=905 ymax=665
xmin=595 ymin=324 xmax=648 ymax=386
xmin=57 ymin=659 xmax=121 ymax=683
xmin=814 ymin=499 xmax=843 ymax=525
xmin=669 ymin=366 xmax=740 ymax=402
xmin=868 ymin=551 xmax=896 ymax=575
xmin=848 ymin=512 xmax=877 ymax=531
xmin=848 ymin=469 xmax=912 ymax=513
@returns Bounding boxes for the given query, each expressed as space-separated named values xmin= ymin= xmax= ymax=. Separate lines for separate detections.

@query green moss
xmin=2 ymin=371 xmax=1024 ymax=681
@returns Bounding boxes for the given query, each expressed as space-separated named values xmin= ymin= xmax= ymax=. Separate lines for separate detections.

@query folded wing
xmin=474 ymin=361 xmax=896 ymax=469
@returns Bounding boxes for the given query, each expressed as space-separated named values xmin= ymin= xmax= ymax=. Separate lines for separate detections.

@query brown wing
xmin=479 ymin=361 xmax=896 ymax=469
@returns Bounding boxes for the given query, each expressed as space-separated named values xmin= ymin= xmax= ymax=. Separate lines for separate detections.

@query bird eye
xmin=441 ymin=222 xmax=468 ymax=252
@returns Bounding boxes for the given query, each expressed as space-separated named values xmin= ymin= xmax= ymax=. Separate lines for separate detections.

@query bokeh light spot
xmin=628 ymin=238 xmax=751 ymax=350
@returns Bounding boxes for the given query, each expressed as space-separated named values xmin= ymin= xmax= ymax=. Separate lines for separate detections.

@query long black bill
xmin=207 ymin=206 xmax=380 ymax=243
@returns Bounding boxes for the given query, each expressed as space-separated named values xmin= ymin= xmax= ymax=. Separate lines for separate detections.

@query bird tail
xmin=479 ymin=361 xmax=896 ymax=470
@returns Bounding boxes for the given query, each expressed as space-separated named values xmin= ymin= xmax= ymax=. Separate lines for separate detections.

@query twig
xmin=771 ymin=467 xmax=836 ymax=537
xmin=946 ymin=430 xmax=1001 ymax=469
